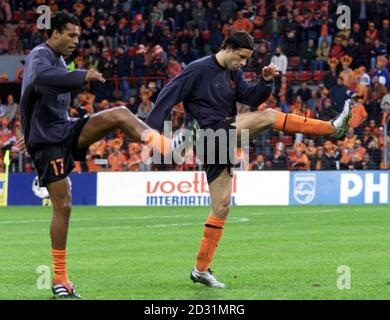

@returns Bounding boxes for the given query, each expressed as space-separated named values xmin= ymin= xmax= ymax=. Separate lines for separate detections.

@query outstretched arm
xmin=236 ymin=63 xmax=280 ymax=108
xmin=32 ymin=49 xmax=105 ymax=94
xmin=145 ymin=62 xmax=200 ymax=132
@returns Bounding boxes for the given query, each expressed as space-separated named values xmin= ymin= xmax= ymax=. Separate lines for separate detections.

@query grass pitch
xmin=1 ymin=205 xmax=390 ymax=300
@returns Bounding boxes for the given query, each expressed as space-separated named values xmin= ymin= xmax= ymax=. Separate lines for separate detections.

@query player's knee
xmin=112 ymin=106 xmax=133 ymax=126
xmin=262 ymin=108 xmax=278 ymax=124
xmin=113 ymin=106 xmax=133 ymax=122
xmin=251 ymin=109 xmax=277 ymax=131
xmin=55 ymin=198 xmax=72 ymax=216
xmin=214 ymin=197 xmax=231 ymax=217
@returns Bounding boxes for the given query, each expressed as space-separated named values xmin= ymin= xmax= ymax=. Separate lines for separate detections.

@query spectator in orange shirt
xmin=232 ymin=10 xmax=253 ymax=33
xmin=222 ymin=17 xmax=234 ymax=37
xmin=289 ymin=95 xmax=303 ymax=115
xmin=127 ymin=153 xmax=141 ymax=171
xmin=89 ymin=140 xmax=106 ymax=158
xmin=289 ymin=148 xmax=309 ymax=170
xmin=344 ymin=127 xmax=357 ymax=148
xmin=348 ymin=102 xmax=368 ymax=138
xmin=108 ymin=148 xmax=127 ymax=171
xmin=353 ymin=139 xmax=367 ymax=159
xmin=301 ymin=104 xmax=314 ymax=119
xmin=365 ymin=21 xmax=379 ymax=43
xmin=350 ymin=148 xmax=364 ymax=169
xmin=340 ymin=145 xmax=353 ymax=169
xmin=305 ymin=139 xmax=317 ymax=168
xmin=365 ymin=119 xmax=379 ymax=137
xmin=0 ymin=152 xmax=3 ymax=172
xmin=71 ymin=161 xmax=82 ymax=173
xmin=127 ymin=142 xmax=142 ymax=171
xmin=107 ymin=137 xmax=123 ymax=151
xmin=341 ymin=142 xmax=364 ymax=170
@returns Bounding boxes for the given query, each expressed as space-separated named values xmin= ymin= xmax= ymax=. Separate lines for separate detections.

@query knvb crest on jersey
xmin=294 ymin=174 xmax=316 ymax=204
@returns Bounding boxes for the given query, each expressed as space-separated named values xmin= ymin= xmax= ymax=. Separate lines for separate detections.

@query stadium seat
xmin=13 ymin=11 xmax=23 ymax=21
xmin=307 ymin=1 xmax=318 ymax=11
xmin=286 ymin=71 xmax=297 ymax=82
xmin=128 ymin=47 xmax=136 ymax=56
xmin=283 ymin=135 xmax=294 ymax=146
xmin=298 ymin=71 xmax=312 ymax=82
xmin=252 ymin=29 xmax=264 ymax=40
xmin=25 ymin=10 xmax=35 ymax=22
xmin=201 ymin=30 xmax=210 ymax=41
xmin=313 ymin=70 xmax=325 ymax=82
xmin=288 ymin=56 xmax=300 ymax=70
xmin=270 ymin=136 xmax=278 ymax=147
xmin=294 ymin=1 xmax=305 ymax=10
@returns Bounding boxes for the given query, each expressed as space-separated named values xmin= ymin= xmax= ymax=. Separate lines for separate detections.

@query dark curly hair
xmin=47 ymin=10 xmax=79 ymax=38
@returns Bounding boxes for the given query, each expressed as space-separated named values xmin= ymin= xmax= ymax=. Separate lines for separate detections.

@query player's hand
xmin=262 ymin=63 xmax=280 ymax=81
xmin=14 ymin=137 xmax=26 ymax=153
xmin=85 ymin=68 xmax=106 ymax=83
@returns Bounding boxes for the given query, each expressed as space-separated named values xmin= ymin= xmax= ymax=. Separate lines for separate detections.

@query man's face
xmin=225 ymin=48 xmax=253 ymax=71
xmin=53 ymin=23 xmax=80 ymax=57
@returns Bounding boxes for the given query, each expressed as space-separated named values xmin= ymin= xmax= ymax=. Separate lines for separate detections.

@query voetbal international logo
xmin=145 ymin=172 xmax=238 ymax=206
xmin=294 ymin=174 xmax=316 ymax=204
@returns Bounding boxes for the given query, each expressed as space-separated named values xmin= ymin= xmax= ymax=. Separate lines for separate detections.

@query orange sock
xmin=144 ymin=130 xmax=172 ymax=156
xmin=274 ymin=111 xmax=334 ymax=136
xmin=196 ymin=215 xmax=226 ymax=271
xmin=52 ymin=249 xmax=69 ymax=284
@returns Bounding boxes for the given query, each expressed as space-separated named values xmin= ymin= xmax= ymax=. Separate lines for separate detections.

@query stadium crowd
xmin=0 ymin=0 xmax=390 ymax=173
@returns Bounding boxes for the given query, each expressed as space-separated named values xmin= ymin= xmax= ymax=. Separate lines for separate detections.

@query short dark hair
xmin=47 ymin=10 xmax=80 ymax=38
xmin=221 ymin=32 xmax=255 ymax=51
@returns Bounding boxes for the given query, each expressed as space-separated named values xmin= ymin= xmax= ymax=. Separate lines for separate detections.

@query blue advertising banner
xmin=8 ymin=173 xmax=97 ymax=205
xmin=289 ymin=171 xmax=389 ymax=205
xmin=5 ymin=171 xmax=389 ymax=206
